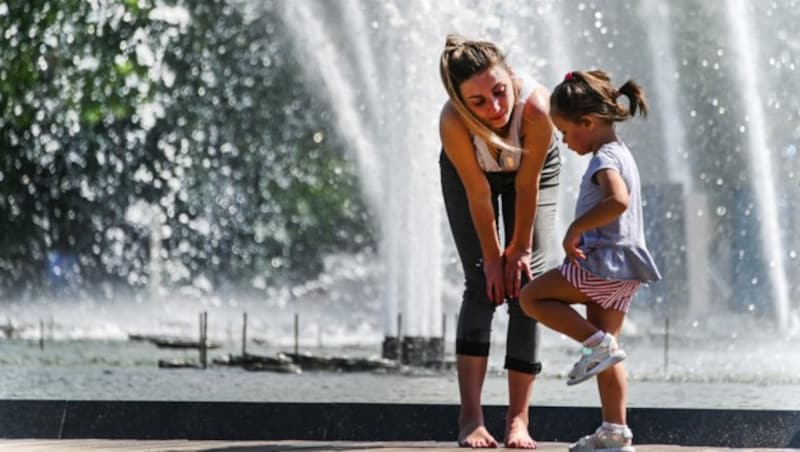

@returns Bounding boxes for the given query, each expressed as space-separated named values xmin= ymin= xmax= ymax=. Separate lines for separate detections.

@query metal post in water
xmin=294 ymin=313 xmax=299 ymax=356
xmin=204 ymin=311 xmax=209 ymax=368
xmin=664 ymin=316 xmax=670 ymax=374
xmin=198 ymin=312 xmax=203 ymax=366
xmin=441 ymin=313 xmax=447 ymax=362
xmin=396 ymin=313 xmax=403 ymax=363
xmin=397 ymin=313 xmax=403 ymax=339
xmin=242 ymin=312 xmax=248 ymax=356
xmin=199 ymin=311 xmax=208 ymax=369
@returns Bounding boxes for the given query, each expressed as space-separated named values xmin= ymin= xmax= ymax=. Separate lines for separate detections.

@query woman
xmin=439 ymin=34 xmax=560 ymax=448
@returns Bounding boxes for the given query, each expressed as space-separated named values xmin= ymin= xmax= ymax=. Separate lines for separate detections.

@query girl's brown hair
xmin=550 ymin=70 xmax=648 ymax=123
xmin=439 ymin=34 xmax=520 ymax=155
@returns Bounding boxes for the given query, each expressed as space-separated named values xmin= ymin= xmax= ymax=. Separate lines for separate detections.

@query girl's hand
xmin=503 ymin=246 xmax=533 ymax=299
xmin=563 ymin=225 xmax=586 ymax=263
xmin=483 ymin=256 xmax=506 ymax=305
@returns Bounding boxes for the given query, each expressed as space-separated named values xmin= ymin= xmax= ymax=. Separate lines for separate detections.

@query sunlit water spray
xmin=639 ymin=0 xmax=691 ymax=191
xmin=725 ymin=0 xmax=790 ymax=331
xmin=280 ymin=1 xmax=446 ymax=337
xmin=276 ymin=1 xmax=796 ymax=337
xmin=3 ymin=3 xmax=800 ymax=405
xmin=6 ymin=2 xmax=799 ymax=367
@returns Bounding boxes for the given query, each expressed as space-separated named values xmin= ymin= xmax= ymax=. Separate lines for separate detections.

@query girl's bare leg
xmin=518 ymin=269 xmax=596 ymax=341
xmin=587 ymin=304 xmax=627 ymax=425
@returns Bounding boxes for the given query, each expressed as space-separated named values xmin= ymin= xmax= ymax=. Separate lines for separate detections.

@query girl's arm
xmin=563 ymin=168 xmax=630 ymax=261
xmin=439 ymin=101 xmax=505 ymax=304
xmin=505 ymin=86 xmax=553 ymax=297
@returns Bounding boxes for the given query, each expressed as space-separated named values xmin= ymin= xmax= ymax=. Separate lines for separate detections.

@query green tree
xmin=149 ymin=0 xmax=374 ymax=290
xmin=0 ymin=0 xmax=375 ymax=298
xmin=0 ymin=0 xmax=168 ymax=296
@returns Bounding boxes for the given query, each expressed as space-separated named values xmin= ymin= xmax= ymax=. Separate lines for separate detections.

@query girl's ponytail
xmin=551 ymin=70 xmax=648 ymax=123
xmin=618 ymin=80 xmax=648 ymax=118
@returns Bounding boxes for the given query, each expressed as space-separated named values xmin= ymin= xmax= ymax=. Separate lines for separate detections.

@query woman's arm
xmin=505 ymin=86 xmax=554 ymax=296
xmin=439 ymin=101 xmax=505 ymax=304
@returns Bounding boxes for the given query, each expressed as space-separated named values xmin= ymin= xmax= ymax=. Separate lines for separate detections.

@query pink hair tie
xmin=564 ymin=71 xmax=575 ymax=81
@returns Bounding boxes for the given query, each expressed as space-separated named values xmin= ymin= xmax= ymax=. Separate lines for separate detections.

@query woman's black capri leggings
xmin=440 ymin=150 xmax=558 ymax=375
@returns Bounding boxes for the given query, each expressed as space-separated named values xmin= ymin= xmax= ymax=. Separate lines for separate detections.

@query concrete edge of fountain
xmin=0 ymin=400 xmax=797 ymax=448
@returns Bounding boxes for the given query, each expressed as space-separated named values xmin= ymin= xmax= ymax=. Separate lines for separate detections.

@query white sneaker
xmin=567 ymin=333 xmax=626 ymax=386
xmin=569 ymin=426 xmax=635 ymax=452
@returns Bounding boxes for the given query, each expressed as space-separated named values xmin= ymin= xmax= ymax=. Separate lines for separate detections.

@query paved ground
xmin=0 ymin=440 xmax=796 ymax=451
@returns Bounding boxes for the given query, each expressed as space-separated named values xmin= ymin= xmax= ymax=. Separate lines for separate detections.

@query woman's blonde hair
xmin=550 ymin=70 xmax=648 ymax=122
xmin=439 ymin=34 xmax=520 ymax=156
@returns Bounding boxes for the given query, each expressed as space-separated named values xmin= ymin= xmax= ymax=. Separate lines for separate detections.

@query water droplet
xmin=313 ymin=132 xmax=324 ymax=143
xmin=748 ymin=304 xmax=755 ymax=311
xmin=739 ymin=125 xmax=746 ymax=133
xmin=751 ymin=278 xmax=759 ymax=285
xmin=715 ymin=206 xmax=727 ymax=216
xmin=790 ymin=250 xmax=797 ymax=259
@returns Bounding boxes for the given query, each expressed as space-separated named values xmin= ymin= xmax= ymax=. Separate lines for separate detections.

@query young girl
xmin=519 ymin=70 xmax=661 ymax=452
xmin=439 ymin=35 xmax=560 ymax=448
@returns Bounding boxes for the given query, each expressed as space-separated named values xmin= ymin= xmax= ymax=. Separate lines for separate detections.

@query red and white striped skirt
xmin=559 ymin=260 xmax=641 ymax=313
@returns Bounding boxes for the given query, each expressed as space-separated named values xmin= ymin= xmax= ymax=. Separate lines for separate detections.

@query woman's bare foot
xmin=504 ymin=416 xmax=536 ymax=449
xmin=459 ymin=421 xmax=498 ymax=448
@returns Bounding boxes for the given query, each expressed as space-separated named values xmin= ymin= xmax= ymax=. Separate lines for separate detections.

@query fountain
xmin=2 ymin=1 xmax=799 ymax=373
xmin=6 ymin=11 xmax=800 ymax=447
xmin=273 ymin=0 xmax=798 ymax=358
xmin=723 ymin=0 xmax=790 ymax=330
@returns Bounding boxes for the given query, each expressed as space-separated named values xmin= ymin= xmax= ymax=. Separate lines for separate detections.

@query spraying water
xmin=724 ymin=0 xmax=790 ymax=331
xmin=639 ymin=0 xmax=692 ymax=191
xmin=275 ymin=0 xmax=796 ymax=337
xmin=280 ymin=1 xmax=446 ymax=337
xmin=5 ymin=1 xmax=798 ymax=344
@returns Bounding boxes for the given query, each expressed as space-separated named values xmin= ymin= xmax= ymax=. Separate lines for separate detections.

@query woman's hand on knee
xmin=503 ymin=246 xmax=533 ymax=299
xmin=483 ymin=257 xmax=505 ymax=305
